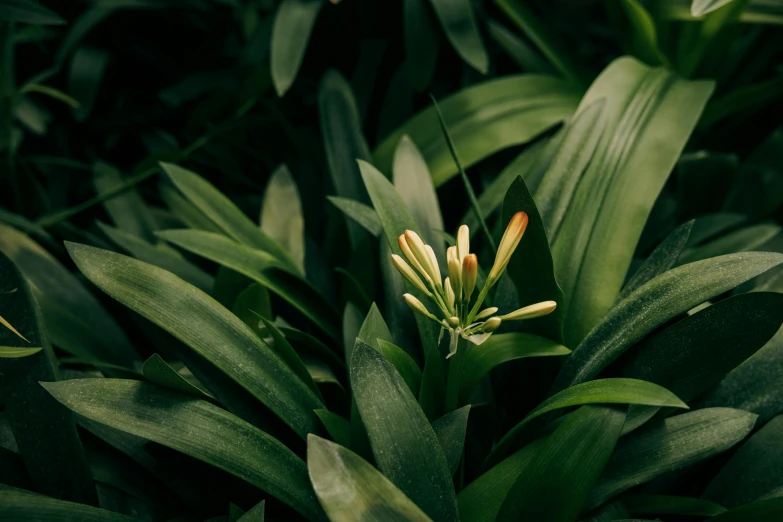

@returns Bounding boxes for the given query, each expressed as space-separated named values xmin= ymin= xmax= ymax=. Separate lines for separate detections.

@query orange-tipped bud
xmin=462 ymin=253 xmax=478 ymax=301
xmin=398 ymin=233 xmax=430 ymax=282
xmin=391 ymin=254 xmax=431 ymax=295
xmin=475 ymin=307 xmax=498 ymax=320
xmin=500 ymin=301 xmax=557 ymax=321
xmin=482 ymin=317 xmax=502 ymax=333
xmin=489 ymin=212 xmax=528 ymax=280
xmin=457 ymin=224 xmax=470 ymax=261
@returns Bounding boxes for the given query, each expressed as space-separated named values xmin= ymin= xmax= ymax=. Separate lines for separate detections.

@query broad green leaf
xmin=237 ymin=500 xmax=265 ymax=521
xmin=623 ymin=494 xmax=726 ymax=517
xmin=157 ymin=229 xmax=340 ymax=341
xmin=258 ymin=315 xmax=323 ymax=401
xmin=459 ymin=332 xmax=570 ymax=403
xmin=678 ymin=224 xmax=781 ymax=265
xmin=374 ymin=75 xmax=581 ymax=186
xmin=486 ymin=18 xmax=554 ymax=74
xmin=551 ymin=252 xmax=783 ymax=394
xmin=307 ymin=435 xmax=433 ymax=522
xmin=549 ymin=57 xmax=714 ymax=345
xmin=260 ymin=164 xmax=306 ymax=274
xmin=617 ymin=220 xmax=693 ymax=301
xmin=619 ymin=0 xmax=668 ymax=66
xmin=502 ymin=176 xmax=565 ymax=341
xmin=0 ymin=346 xmax=42 ymax=358
xmin=232 ymin=282 xmax=272 ymax=329
xmin=0 ymin=252 xmax=96 ymax=504
xmin=688 ymin=212 xmax=746 ymax=246
xmin=704 ymin=414 xmax=783 ymax=508
xmin=314 ymin=409 xmax=351 ymax=448
xmin=485 ymin=378 xmax=687 ymax=469
xmin=692 ymin=0 xmax=737 ymax=16
xmin=0 ymin=0 xmax=65 ymax=25
xmin=393 ymin=135 xmax=445 ymax=261
xmin=44 ymin=379 xmax=324 ymax=520
xmin=160 ymin=163 xmax=299 ymax=272
xmin=319 ymin=70 xmax=372 ymax=247
xmin=419 ymin=339 xmax=446 ymax=421
xmin=159 ymin=184 xmax=222 ymax=233
xmin=270 ymin=0 xmax=323 ymax=96
xmin=0 ymin=488 xmax=133 ymax=521
xmin=141 ymin=354 xmax=210 ymax=398
xmin=93 ymin=161 xmax=157 ymax=241
xmin=432 ymin=405 xmax=470 ymax=475
xmin=457 ymin=437 xmax=547 ymax=522
xmin=586 ymin=408 xmax=757 ymax=510
xmin=66 ymin=243 xmax=323 ymax=437
xmin=98 ymin=222 xmax=213 ymax=293
xmin=711 ymin=497 xmax=783 ymax=522
xmin=499 ymin=406 xmax=625 ymax=521
xmin=326 ymin=197 xmax=382 ymax=237
xmin=377 ymin=339 xmax=422 ymax=396
xmin=404 ymin=0 xmax=440 ymax=91
xmin=0 ymin=224 xmax=137 ymax=366
xmin=68 ymin=46 xmax=109 ymax=122
xmin=429 ymin=0 xmax=488 ymax=73
xmin=351 ymin=340 xmax=459 ymax=521
xmin=356 ymin=303 xmax=393 ymax=354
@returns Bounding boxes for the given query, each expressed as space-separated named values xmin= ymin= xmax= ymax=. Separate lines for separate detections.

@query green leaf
xmin=623 ymin=494 xmax=726 ymax=517
xmin=231 ymin=282 xmax=272 ymax=329
xmin=374 ymin=75 xmax=581 ymax=187
xmin=486 ymin=18 xmax=554 ymax=74
xmin=459 ymin=332 xmax=570 ymax=403
xmin=617 ymin=220 xmax=693 ymax=301
xmin=20 ymin=83 xmax=79 ymax=108
xmin=326 ymin=196 xmax=382 ymax=237
xmin=68 ymin=46 xmax=109 ymax=122
xmin=688 ymin=212 xmax=746 ymax=246
xmin=319 ymin=70 xmax=373 ymax=247
xmin=0 ymin=224 xmax=138 ymax=366
xmin=704 ymin=414 xmax=783 ymax=508
xmin=141 ymin=353 xmax=210 ymax=398
xmin=98 ymin=222 xmax=214 ymax=293
xmin=419 ymin=339 xmax=446 ymax=421
xmin=432 ymin=405 xmax=470 ymax=476
xmin=314 ymin=409 xmax=351 ymax=448
xmin=356 ymin=302 xmax=393 ymax=354
xmin=307 ymin=435 xmax=433 ymax=522
xmin=260 ymin=164 xmax=306 ymax=274
xmin=485 ymin=378 xmax=687 ymax=469
xmin=692 ymin=0 xmax=737 ymax=16
xmin=678 ymin=224 xmax=781 ymax=265
xmin=710 ymin=497 xmax=783 ymax=522
xmin=429 ymin=0 xmax=488 ymax=73
xmin=499 ymin=406 xmax=626 ymax=521
xmin=377 ymin=339 xmax=422 ymax=396
xmin=0 ymin=0 xmax=65 ymax=25
xmin=351 ymin=340 xmax=459 ymax=522
xmin=0 ymin=345 xmax=42 ymax=358
xmin=270 ymin=0 xmax=323 ymax=96
xmin=0 ymin=252 xmax=96 ymax=504
xmin=549 ymin=57 xmax=714 ymax=345
xmin=502 ymin=176 xmax=566 ymax=341
xmin=160 ymin=163 xmax=299 ymax=272
xmin=93 ymin=161 xmax=158 ymax=241
xmin=44 ymin=379 xmax=324 ymax=521
xmin=0 ymin=488 xmax=133 ymax=521
xmin=237 ymin=500 xmax=265 ymax=522
xmin=157 ymin=229 xmax=340 ymax=341
xmin=586 ymin=408 xmax=757 ymax=510
xmin=66 ymin=243 xmax=323 ymax=438
xmin=393 ymin=135 xmax=445 ymax=261
xmin=404 ymin=0 xmax=440 ymax=91
xmin=619 ymin=0 xmax=668 ymax=66
xmin=159 ymin=184 xmax=222 ymax=233
xmin=457 ymin=437 xmax=548 ymax=522
xmin=551 ymin=252 xmax=783 ymax=394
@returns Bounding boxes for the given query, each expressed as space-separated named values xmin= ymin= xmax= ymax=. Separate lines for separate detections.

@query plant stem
xmin=444 ymin=336 xmax=468 ymax=412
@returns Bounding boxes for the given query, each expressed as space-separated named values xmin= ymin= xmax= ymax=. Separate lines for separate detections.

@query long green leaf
xmin=44 ymin=379 xmax=324 ymax=520
xmin=351 ymin=340 xmax=459 ymax=522
xmin=549 ymin=57 xmax=714 ymax=345
xmin=307 ymin=435 xmax=432 ymax=522
xmin=260 ymin=164 xmax=306 ymax=274
xmin=270 ymin=0 xmax=323 ymax=96
xmin=326 ymin=196 xmax=382 ymax=237
xmin=0 ymin=488 xmax=133 ymax=521
xmin=374 ymin=75 xmax=581 ymax=186
xmin=0 ymin=346 xmax=42 ymax=358
xmin=586 ymin=408 xmax=757 ymax=510
xmin=677 ymin=223 xmax=781 ymax=265
xmin=93 ymin=162 xmax=157 ymax=241
xmin=459 ymin=333 xmax=570 ymax=403
xmin=66 ymin=243 xmax=323 ymax=437
xmin=703 ymin=414 xmax=783 ymax=508
xmin=485 ymin=378 xmax=687 ymax=469
xmin=377 ymin=339 xmax=422 ymax=396
xmin=141 ymin=353 xmax=210 ymax=398
xmin=623 ymin=494 xmax=726 ymax=517
xmin=711 ymin=497 xmax=783 ymax=522
xmin=692 ymin=0 xmax=738 ymax=15
xmin=551 ymin=252 xmax=783 ymax=394
xmin=0 ymin=252 xmax=96 ymax=504
xmin=499 ymin=406 xmax=626 ymax=521
xmin=429 ymin=0 xmax=488 ymax=73
xmin=157 ymin=229 xmax=340 ymax=341
xmin=432 ymin=405 xmax=470 ymax=476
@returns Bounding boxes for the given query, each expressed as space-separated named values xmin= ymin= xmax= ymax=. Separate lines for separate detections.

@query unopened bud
xmin=404 ymin=230 xmax=440 ymax=287
xmin=482 ymin=317 xmax=502 ymax=333
xmin=398 ymin=234 xmax=430 ymax=282
xmin=457 ymin=224 xmax=470 ymax=262
xmin=447 ymin=256 xmax=462 ymax=300
xmin=489 ymin=212 xmax=528 ymax=280
xmin=404 ymin=293 xmax=435 ymax=320
xmin=444 ymin=277 xmax=455 ymax=310
xmin=500 ymin=301 xmax=557 ymax=321
xmin=391 ymin=255 xmax=430 ymax=295
xmin=462 ymin=254 xmax=478 ymax=301
xmin=424 ymin=245 xmax=442 ymax=289
xmin=448 ymin=316 xmax=459 ymax=328
xmin=475 ymin=307 xmax=498 ymax=320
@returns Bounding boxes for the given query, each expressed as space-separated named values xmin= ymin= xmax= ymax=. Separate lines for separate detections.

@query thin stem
xmin=467 ymin=278 xmax=495 ymax=325
xmin=445 ymin=336 xmax=468 ymax=412
xmin=429 ymin=94 xmax=496 ymax=253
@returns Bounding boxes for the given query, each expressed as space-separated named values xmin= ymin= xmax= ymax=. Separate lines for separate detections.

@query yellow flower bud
xmin=398 ymin=233 xmax=430 ymax=282
xmin=424 ymin=244 xmax=442 ymax=289
xmin=447 ymin=256 xmax=462 ymax=300
xmin=403 ymin=293 xmax=436 ymax=320
xmin=462 ymin=253 xmax=478 ymax=301
xmin=482 ymin=317 xmax=502 ymax=333
xmin=404 ymin=230 xmax=440 ymax=287
xmin=500 ymin=301 xmax=557 ymax=321
xmin=475 ymin=307 xmax=498 ymax=320
xmin=489 ymin=212 xmax=528 ymax=281
xmin=457 ymin=224 xmax=470 ymax=262
xmin=444 ymin=277 xmax=455 ymax=310
xmin=391 ymin=254 xmax=431 ymax=295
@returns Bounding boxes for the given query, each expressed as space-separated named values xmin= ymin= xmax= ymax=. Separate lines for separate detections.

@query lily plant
xmin=392 ymin=211 xmax=557 ymax=359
